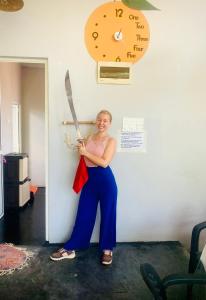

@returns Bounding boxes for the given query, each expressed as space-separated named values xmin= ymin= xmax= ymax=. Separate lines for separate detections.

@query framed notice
xmin=97 ymin=61 xmax=132 ymax=84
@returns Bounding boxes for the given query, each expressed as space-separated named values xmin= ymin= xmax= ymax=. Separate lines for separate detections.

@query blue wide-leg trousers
xmin=64 ymin=166 xmax=117 ymax=251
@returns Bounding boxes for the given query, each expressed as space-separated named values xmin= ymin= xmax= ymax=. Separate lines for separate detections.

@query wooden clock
xmin=84 ymin=1 xmax=150 ymax=64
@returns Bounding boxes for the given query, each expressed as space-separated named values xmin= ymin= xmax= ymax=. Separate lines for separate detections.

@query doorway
xmin=0 ymin=57 xmax=48 ymax=245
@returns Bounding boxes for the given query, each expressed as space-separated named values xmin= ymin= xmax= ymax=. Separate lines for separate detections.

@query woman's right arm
xmin=78 ymin=137 xmax=116 ymax=168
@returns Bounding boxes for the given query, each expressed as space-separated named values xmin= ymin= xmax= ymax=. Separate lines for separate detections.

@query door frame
xmin=0 ymin=76 xmax=3 ymax=219
xmin=0 ymin=56 xmax=49 ymax=241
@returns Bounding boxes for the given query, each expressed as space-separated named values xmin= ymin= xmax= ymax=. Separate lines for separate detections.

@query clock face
xmin=84 ymin=1 xmax=150 ymax=63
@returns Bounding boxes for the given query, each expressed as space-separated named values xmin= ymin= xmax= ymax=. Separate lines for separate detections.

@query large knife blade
xmin=65 ymin=70 xmax=82 ymax=140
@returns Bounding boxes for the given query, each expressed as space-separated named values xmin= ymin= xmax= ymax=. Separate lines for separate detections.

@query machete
xmin=65 ymin=70 xmax=82 ymax=140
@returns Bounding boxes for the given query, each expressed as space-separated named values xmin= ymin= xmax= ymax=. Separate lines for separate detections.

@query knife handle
xmin=77 ymin=138 xmax=84 ymax=146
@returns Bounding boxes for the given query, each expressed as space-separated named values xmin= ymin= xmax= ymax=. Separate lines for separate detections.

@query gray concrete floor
xmin=0 ymin=242 xmax=190 ymax=300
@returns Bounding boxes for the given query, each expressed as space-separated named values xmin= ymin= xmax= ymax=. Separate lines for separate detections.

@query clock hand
xmin=114 ymin=29 xmax=123 ymax=41
xmin=117 ymin=29 xmax=122 ymax=39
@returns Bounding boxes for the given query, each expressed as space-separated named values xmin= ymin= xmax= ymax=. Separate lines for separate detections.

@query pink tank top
xmin=84 ymin=135 xmax=109 ymax=167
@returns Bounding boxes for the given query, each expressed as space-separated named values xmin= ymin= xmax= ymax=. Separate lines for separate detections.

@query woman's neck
xmin=94 ymin=131 xmax=108 ymax=139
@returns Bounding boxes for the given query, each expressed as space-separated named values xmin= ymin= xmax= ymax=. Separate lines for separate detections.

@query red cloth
xmin=72 ymin=156 xmax=89 ymax=193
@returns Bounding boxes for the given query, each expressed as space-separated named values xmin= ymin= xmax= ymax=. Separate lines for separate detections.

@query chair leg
xmin=140 ymin=263 xmax=167 ymax=300
xmin=187 ymin=284 xmax=193 ymax=300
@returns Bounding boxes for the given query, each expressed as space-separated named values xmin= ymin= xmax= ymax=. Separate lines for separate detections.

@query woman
xmin=50 ymin=110 xmax=117 ymax=265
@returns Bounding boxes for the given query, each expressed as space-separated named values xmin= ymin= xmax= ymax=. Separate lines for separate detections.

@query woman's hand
xmin=77 ymin=142 xmax=87 ymax=156
xmin=78 ymin=137 xmax=116 ymax=168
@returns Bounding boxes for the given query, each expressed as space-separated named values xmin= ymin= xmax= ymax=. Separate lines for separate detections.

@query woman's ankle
xmin=103 ymin=250 xmax=112 ymax=255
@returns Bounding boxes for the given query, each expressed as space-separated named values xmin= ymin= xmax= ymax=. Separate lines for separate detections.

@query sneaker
xmin=101 ymin=252 xmax=113 ymax=265
xmin=50 ymin=248 xmax=75 ymax=261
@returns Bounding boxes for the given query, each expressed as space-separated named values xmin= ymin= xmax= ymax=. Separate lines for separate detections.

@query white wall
xmin=0 ymin=62 xmax=21 ymax=154
xmin=1 ymin=0 xmax=206 ymax=247
xmin=21 ymin=66 xmax=45 ymax=186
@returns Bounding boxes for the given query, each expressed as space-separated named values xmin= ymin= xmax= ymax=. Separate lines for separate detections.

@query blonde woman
xmin=50 ymin=110 xmax=117 ymax=265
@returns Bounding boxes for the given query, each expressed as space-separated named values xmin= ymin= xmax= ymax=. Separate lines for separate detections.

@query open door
xmin=0 ymin=152 xmax=3 ymax=220
xmin=0 ymin=57 xmax=48 ymax=244
xmin=0 ymin=81 xmax=3 ymax=219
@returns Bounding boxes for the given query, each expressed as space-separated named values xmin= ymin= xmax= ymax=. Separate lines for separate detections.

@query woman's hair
xmin=96 ymin=110 xmax=112 ymax=122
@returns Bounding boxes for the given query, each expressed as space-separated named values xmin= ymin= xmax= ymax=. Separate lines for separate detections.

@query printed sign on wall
xmin=118 ymin=117 xmax=146 ymax=152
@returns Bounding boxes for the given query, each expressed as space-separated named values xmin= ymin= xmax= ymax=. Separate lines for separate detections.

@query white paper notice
xmin=123 ymin=117 xmax=144 ymax=132
xmin=118 ymin=131 xmax=146 ymax=152
xmin=118 ymin=117 xmax=146 ymax=152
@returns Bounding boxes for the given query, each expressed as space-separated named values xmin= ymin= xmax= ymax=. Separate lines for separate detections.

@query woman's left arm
xmin=78 ymin=138 xmax=116 ymax=168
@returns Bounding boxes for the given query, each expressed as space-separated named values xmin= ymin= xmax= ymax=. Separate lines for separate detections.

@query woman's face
xmin=96 ymin=113 xmax=111 ymax=133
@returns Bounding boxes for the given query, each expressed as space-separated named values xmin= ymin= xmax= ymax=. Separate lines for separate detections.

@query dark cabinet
xmin=4 ymin=153 xmax=30 ymax=208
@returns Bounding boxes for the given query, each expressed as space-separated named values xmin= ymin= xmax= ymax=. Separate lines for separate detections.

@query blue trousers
xmin=64 ymin=166 xmax=118 ymax=251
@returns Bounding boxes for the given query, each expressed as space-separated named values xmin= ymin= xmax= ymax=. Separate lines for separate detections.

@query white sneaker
xmin=50 ymin=248 xmax=75 ymax=261
xmin=101 ymin=252 xmax=113 ymax=265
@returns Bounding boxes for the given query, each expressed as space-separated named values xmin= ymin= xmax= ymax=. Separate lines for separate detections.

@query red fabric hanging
xmin=72 ymin=156 xmax=89 ymax=193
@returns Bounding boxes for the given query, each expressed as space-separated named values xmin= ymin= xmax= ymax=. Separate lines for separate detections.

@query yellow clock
xmin=84 ymin=1 xmax=150 ymax=63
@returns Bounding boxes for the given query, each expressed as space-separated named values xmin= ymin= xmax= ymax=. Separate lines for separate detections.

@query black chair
xmin=140 ymin=221 xmax=206 ymax=300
